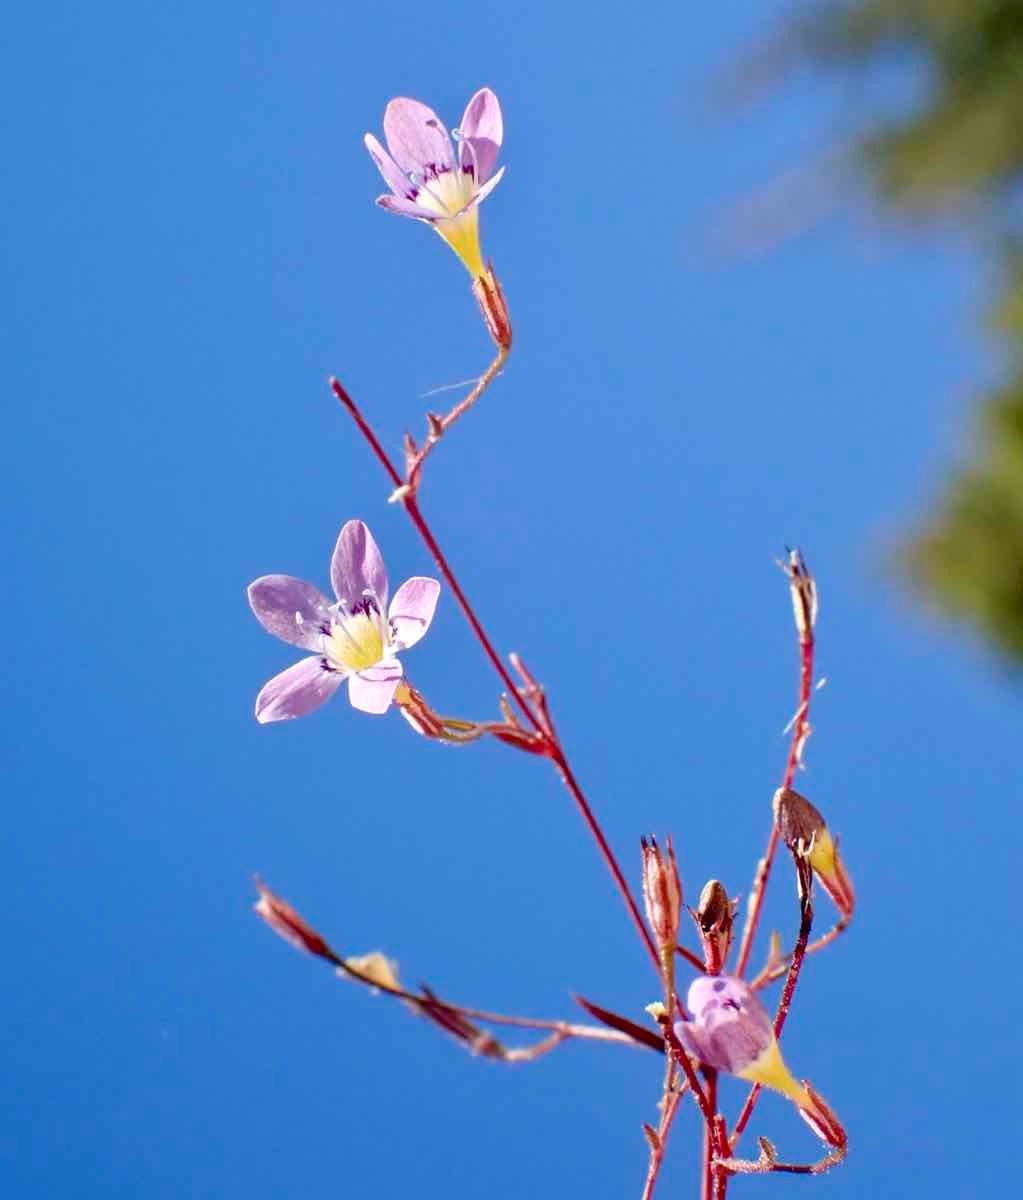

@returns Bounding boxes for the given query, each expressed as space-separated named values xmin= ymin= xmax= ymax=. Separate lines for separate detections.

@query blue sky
xmin=4 ymin=2 xmax=1019 ymax=1196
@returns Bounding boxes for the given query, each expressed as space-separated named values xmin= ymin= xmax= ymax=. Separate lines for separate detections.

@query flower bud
xmin=393 ymin=680 xmax=446 ymax=738
xmin=472 ymin=266 xmax=513 ymax=351
xmin=254 ymin=881 xmax=336 ymax=961
xmin=641 ymin=836 xmax=682 ymax=955
xmin=797 ymin=1081 xmax=847 ymax=1149
xmin=674 ymin=975 xmax=809 ymax=1106
xmin=694 ymin=879 xmax=735 ymax=974
xmin=773 ymin=789 xmax=855 ymax=918
xmin=784 ymin=548 xmax=817 ymax=641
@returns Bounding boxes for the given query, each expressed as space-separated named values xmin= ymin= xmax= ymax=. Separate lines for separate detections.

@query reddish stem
xmin=550 ymin=746 xmax=660 ymax=969
xmin=640 ymin=1069 xmax=684 ymax=1200
xmin=328 ymin=372 xmax=751 ymax=1176
xmin=330 ymin=377 xmax=404 ymax=490
xmin=403 ymin=496 xmax=545 ymax=734
xmin=675 ymin=943 xmax=708 ymax=973
xmin=730 ymin=871 xmax=815 ymax=1146
xmin=331 ymin=376 xmax=710 ymax=1096
xmin=774 ymin=887 xmax=814 ymax=1039
xmin=406 ymin=345 xmax=508 ymax=492
xmin=735 ymin=600 xmax=815 ymax=978
xmin=713 ymin=1116 xmax=730 ymax=1199
xmin=332 ymin=377 xmax=542 ymax=736
xmin=700 ymin=1070 xmax=718 ymax=1200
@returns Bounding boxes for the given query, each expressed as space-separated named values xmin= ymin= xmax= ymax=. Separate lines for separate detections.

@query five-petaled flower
xmin=248 ymin=520 xmax=440 ymax=722
xmin=365 ymin=88 xmax=505 ymax=279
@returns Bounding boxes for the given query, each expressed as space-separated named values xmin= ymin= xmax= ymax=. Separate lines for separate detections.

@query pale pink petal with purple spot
xmin=364 ymin=132 xmax=417 ymax=201
xmin=247 ymin=575 xmax=331 ymax=651
xmin=255 ymin=656 xmax=344 ymax=724
xmin=376 ymin=194 xmax=443 ymax=221
xmin=388 ymin=576 xmax=440 ymax=650
xmin=348 ymin=658 xmax=403 ymax=714
xmin=330 ymin=520 xmax=389 ymax=610
xmin=458 ymin=88 xmax=503 ymax=184
xmin=674 ymin=975 xmax=775 ymax=1075
xmin=383 ymin=97 xmax=454 ymax=178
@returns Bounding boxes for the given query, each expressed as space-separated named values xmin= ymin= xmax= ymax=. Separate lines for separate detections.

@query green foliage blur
xmin=778 ymin=0 xmax=1023 ymax=661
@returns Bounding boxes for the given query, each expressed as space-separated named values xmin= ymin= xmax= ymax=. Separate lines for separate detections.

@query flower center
xmin=408 ymin=167 xmax=485 ymax=277
xmin=325 ymin=598 xmax=387 ymax=673
xmin=412 ymin=166 xmax=475 ymax=217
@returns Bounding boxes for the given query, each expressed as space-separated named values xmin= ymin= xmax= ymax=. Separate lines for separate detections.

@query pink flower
xmin=248 ymin=520 xmax=440 ymax=721
xmin=365 ymin=88 xmax=505 ymax=278
xmin=674 ymin=975 xmax=809 ymax=1105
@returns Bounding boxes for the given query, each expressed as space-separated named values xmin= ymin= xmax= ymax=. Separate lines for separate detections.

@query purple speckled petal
xmin=376 ymin=194 xmax=441 ymax=221
xmin=330 ymin=520 xmax=389 ymax=610
xmin=388 ymin=576 xmax=440 ymax=650
xmin=364 ymin=132 xmax=416 ymax=201
xmin=247 ymin=575 xmax=331 ymax=651
xmin=458 ymin=88 xmax=503 ymax=184
xmin=457 ymin=165 xmax=505 ymax=214
xmin=254 ymin=656 xmax=343 ymax=724
xmin=348 ymin=658 xmax=403 ymax=714
xmin=383 ymin=97 xmax=454 ymax=179
xmin=674 ymin=975 xmax=775 ymax=1075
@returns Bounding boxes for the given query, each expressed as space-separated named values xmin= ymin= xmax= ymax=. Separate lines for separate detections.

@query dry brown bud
xmin=641 ymin=836 xmax=682 ymax=955
xmin=784 ymin=548 xmax=818 ymax=641
xmin=773 ymin=787 xmax=826 ymax=850
xmin=773 ymin=788 xmax=855 ymax=918
xmin=472 ymin=266 xmax=513 ymax=351
xmin=694 ymin=878 xmax=736 ymax=973
xmin=254 ymin=881 xmax=336 ymax=961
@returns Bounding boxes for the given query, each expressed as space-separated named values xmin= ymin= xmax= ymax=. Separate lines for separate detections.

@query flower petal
xmin=247 ymin=575 xmax=332 ymax=650
xmin=255 ymin=657 xmax=343 ymax=724
xmin=458 ymin=88 xmax=503 ymax=184
xmin=383 ymin=97 xmax=454 ymax=178
xmin=376 ymin=194 xmax=442 ymax=221
xmin=330 ymin=520 xmax=389 ymax=610
xmin=458 ymin=165 xmax=505 ymax=214
xmin=388 ymin=576 xmax=440 ymax=650
xmin=675 ymin=975 xmax=775 ymax=1075
xmin=348 ymin=658 xmax=403 ymax=714
xmin=364 ymin=132 xmax=417 ymax=201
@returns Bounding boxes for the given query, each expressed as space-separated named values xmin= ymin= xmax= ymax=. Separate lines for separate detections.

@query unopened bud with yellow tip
xmin=773 ymin=788 xmax=855 ymax=919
